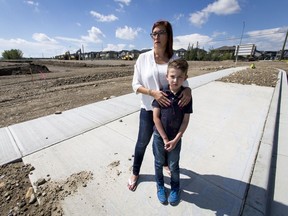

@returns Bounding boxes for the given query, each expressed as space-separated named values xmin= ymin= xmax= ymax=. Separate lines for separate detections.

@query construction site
xmin=0 ymin=59 xmax=288 ymax=215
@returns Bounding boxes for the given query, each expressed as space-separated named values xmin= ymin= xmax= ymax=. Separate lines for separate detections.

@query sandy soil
xmin=0 ymin=59 xmax=287 ymax=215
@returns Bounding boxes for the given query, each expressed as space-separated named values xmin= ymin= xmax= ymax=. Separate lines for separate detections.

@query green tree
xmin=2 ymin=49 xmax=23 ymax=59
xmin=209 ymin=50 xmax=221 ymax=61
xmin=197 ymin=49 xmax=207 ymax=61
xmin=185 ymin=43 xmax=198 ymax=60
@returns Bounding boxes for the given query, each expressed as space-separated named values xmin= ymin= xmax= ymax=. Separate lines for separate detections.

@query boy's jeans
xmin=152 ymin=132 xmax=181 ymax=191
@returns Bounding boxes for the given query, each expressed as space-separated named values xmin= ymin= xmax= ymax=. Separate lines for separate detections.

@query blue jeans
xmin=132 ymin=109 xmax=154 ymax=176
xmin=152 ymin=132 xmax=181 ymax=191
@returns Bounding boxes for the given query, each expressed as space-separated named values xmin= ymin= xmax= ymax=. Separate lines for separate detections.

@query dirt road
xmin=1 ymin=59 xmax=286 ymax=128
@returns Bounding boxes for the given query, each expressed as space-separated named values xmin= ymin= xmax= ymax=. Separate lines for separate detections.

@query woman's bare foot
xmin=127 ymin=175 xmax=139 ymax=191
xmin=164 ymin=166 xmax=171 ymax=176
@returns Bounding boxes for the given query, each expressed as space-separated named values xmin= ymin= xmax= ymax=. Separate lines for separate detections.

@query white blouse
xmin=132 ymin=49 xmax=187 ymax=111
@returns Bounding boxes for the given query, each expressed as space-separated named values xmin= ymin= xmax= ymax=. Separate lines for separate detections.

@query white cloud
xmin=189 ymin=0 xmax=240 ymax=27
xmin=189 ymin=11 xmax=210 ymax=28
xmin=114 ymin=0 xmax=131 ymax=6
xmin=103 ymin=43 xmax=126 ymax=51
xmin=204 ymin=0 xmax=240 ymax=15
xmin=1 ymin=38 xmax=28 ymax=46
xmin=24 ymin=0 xmax=39 ymax=6
xmin=245 ymin=27 xmax=288 ymax=51
xmin=173 ymin=26 xmax=288 ymax=51
xmin=56 ymin=27 xmax=106 ymax=52
xmin=90 ymin=11 xmax=118 ymax=22
xmin=114 ymin=0 xmax=131 ymax=12
xmin=0 ymin=38 xmax=64 ymax=58
xmin=128 ymin=44 xmax=135 ymax=49
xmin=174 ymin=33 xmax=212 ymax=50
xmin=32 ymin=33 xmax=56 ymax=43
xmin=81 ymin=27 xmax=105 ymax=43
xmin=0 ymin=26 xmax=106 ymax=57
xmin=246 ymin=27 xmax=285 ymax=40
xmin=55 ymin=36 xmax=82 ymax=43
xmin=212 ymin=31 xmax=227 ymax=38
xmin=173 ymin=13 xmax=184 ymax=22
xmin=115 ymin=26 xmax=142 ymax=40
xmin=24 ymin=0 xmax=39 ymax=12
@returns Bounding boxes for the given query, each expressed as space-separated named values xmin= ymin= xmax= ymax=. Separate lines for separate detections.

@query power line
xmin=211 ymin=30 xmax=287 ymax=43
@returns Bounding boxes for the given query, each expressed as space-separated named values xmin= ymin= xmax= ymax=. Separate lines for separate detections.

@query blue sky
xmin=0 ymin=0 xmax=287 ymax=58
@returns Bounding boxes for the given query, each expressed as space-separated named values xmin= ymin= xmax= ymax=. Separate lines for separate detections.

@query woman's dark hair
xmin=152 ymin=20 xmax=173 ymax=59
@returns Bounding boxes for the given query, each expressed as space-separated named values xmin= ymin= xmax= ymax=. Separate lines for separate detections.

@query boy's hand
xmin=164 ymin=143 xmax=171 ymax=151
xmin=164 ymin=140 xmax=177 ymax=152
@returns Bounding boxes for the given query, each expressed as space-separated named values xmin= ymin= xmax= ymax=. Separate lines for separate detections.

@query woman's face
xmin=151 ymin=25 xmax=168 ymax=49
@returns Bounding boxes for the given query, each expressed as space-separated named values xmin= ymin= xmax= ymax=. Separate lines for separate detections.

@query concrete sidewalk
xmin=1 ymin=66 xmax=287 ymax=215
xmin=0 ymin=66 xmax=248 ymax=165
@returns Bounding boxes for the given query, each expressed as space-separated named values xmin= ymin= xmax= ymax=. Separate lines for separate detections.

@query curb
xmin=241 ymin=70 xmax=287 ymax=215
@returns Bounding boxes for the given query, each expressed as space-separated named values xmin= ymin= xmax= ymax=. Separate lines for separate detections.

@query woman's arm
xmin=132 ymin=57 xmax=170 ymax=107
xmin=136 ymin=87 xmax=170 ymax=107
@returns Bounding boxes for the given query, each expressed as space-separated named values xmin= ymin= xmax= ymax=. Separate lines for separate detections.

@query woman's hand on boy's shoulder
xmin=178 ymin=87 xmax=192 ymax=107
xmin=155 ymin=90 xmax=170 ymax=107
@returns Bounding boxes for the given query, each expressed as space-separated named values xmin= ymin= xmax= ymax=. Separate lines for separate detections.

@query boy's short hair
xmin=167 ymin=58 xmax=189 ymax=75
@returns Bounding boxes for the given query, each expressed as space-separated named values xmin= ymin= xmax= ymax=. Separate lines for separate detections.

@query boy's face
xmin=166 ymin=68 xmax=187 ymax=92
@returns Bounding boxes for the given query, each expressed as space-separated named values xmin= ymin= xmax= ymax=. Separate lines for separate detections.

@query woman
xmin=128 ymin=20 xmax=191 ymax=191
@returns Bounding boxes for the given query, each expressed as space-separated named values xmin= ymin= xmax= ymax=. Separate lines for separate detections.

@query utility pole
xmin=82 ymin=44 xmax=84 ymax=60
xmin=279 ymin=29 xmax=288 ymax=60
xmin=235 ymin=21 xmax=245 ymax=64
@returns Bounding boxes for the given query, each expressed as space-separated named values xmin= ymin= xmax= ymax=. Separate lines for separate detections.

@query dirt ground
xmin=0 ymin=59 xmax=287 ymax=215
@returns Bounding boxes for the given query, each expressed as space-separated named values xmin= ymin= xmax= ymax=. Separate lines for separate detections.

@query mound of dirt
xmin=218 ymin=65 xmax=279 ymax=87
xmin=0 ymin=161 xmax=93 ymax=216
xmin=0 ymin=61 xmax=50 ymax=76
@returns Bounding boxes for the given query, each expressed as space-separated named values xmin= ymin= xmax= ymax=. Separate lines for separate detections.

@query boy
xmin=152 ymin=58 xmax=193 ymax=205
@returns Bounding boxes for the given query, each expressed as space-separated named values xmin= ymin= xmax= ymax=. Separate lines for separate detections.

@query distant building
xmin=261 ymin=51 xmax=278 ymax=60
xmin=276 ymin=49 xmax=288 ymax=60
xmin=174 ymin=48 xmax=187 ymax=58
xmin=214 ymin=46 xmax=236 ymax=53
xmin=54 ymin=45 xmax=285 ymax=61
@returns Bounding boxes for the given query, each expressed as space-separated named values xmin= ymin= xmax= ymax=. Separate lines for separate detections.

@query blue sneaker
xmin=168 ymin=189 xmax=180 ymax=205
xmin=157 ymin=186 xmax=167 ymax=204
